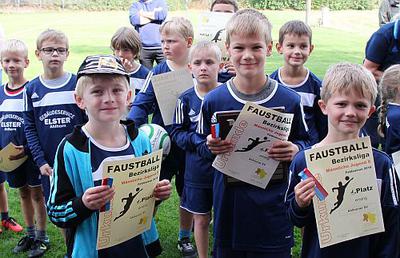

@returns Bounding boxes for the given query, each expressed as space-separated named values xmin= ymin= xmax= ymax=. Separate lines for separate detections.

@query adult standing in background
xmin=129 ymin=0 xmax=167 ymax=69
xmin=379 ymin=0 xmax=400 ymax=26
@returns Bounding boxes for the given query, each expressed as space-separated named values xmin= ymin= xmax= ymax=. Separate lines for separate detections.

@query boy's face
xmin=75 ymin=76 xmax=132 ymax=124
xmin=212 ymin=3 xmax=235 ymax=13
xmin=319 ymin=89 xmax=375 ymax=137
xmin=276 ymin=33 xmax=313 ymax=68
xmin=1 ymin=51 xmax=29 ymax=81
xmin=35 ymin=39 xmax=69 ymax=72
xmin=226 ymin=33 xmax=272 ymax=79
xmin=113 ymin=47 xmax=136 ymax=63
xmin=161 ymin=32 xmax=192 ymax=63
xmin=189 ymin=49 xmax=222 ymax=85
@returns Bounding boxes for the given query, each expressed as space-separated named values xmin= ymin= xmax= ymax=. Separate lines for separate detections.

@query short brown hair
xmin=210 ymin=0 xmax=239 ymax=12
xmin=110 ymin=27 xmax=141 ymax=59
xmin=278 ymin=20 xmax=312 ymax=45
xmin=36 ymin=29 xmax=68 ymax=50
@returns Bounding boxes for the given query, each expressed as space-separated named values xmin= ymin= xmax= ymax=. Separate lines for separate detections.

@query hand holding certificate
xmin=0 ymin=142 xmax=28 ymax=172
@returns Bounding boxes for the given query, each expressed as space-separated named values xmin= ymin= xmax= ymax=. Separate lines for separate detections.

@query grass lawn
xmin=0 ymin=8 xmax=379 ymax=258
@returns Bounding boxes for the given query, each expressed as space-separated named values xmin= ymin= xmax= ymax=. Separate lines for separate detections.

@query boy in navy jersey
xmin=171 ymin=41 xmax=223 ymax=258
xmin=111 ymin=27 xmax=150 ymax=98
xmin=127 ymin=17 xmax=197 ymax=257
xmin=198 ymin=9 xmax=310 ymax=258
xmin=286 ymin=63 xmax=400 ymax=258
xmin=23 ymin=29 xmax=87 ymax=202
xmin=270 ymin=20 xmax=327 ymax=144
xmin=47 ymin=54 xmax=172 ymax=258
xmin=1 ymin=39 xmax=50 ymax=258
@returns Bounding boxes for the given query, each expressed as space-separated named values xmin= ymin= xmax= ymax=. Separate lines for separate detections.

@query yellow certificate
xmin=0 ymin=142 xmax=27 ymax=172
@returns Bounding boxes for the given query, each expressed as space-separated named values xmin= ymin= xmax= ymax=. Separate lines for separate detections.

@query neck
xmin=84 ymin=120 xmax=126 ymax=147
xmin=196 ymin=81 xmax=218 ymax=96
xmin=8 ymin=77 xmax=27 ymax=89
xmin=233 ymin=74 xmax=267 ymax=95
xmin=280 ymin=66 xmax=307 ymax=84
xmin=43 ymin=69 xmax=64 ymax=80
xmin=318 ymin=131 xmax=359 ymax=147
xmin=168 ymin=58 xmax=188 ymax=70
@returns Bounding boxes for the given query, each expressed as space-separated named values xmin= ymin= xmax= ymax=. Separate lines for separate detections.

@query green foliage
xmin=239 ymin=0 xmax=376 ymax=10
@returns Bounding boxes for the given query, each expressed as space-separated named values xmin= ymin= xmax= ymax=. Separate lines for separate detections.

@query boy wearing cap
xmin=47 ymin=54 xmax=172 ymax=258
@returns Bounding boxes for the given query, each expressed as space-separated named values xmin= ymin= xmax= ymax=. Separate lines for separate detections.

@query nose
xmin=345 ymin=105 xmax=356 ymax=117
xmin=104 ymin=89 xmax=115 ymax=103
xmin=200 ymin=63 xmax=207 ymax=71
xmin=243 ymin=48 xmax=253 ymax=60
xmin=51 ymin=49 xmax=59 ymax=56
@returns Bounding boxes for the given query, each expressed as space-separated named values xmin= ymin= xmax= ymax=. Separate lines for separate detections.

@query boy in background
xmin=23 ymin=29 xmax=86 ymax=202
xmin=270 ymin=20 xmax=327 ymax=144
xmin=0 ymin=39 xmax=49 ymax=258
xmin=47 ymin=54 xmax=172 ymax=258
xmin=128 ymin=17 xmax=197 ymax=257
xmin=171 ymin=41 xmax=223 ymax=258
xmin=198 ymin=9 xmax=309 ymax=258
xmin=286 ymin=63 xmax=400 ymax=257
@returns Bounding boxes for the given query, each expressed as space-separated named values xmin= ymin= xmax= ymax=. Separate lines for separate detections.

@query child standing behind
xmin=286 ymin=63 xmax=400 ymax=258
xmin=199 ymin=9 xmax=310 ymax=258
xmin=0 ymin=39 xmax=50 ymax=258
xmin=111 ymin=27 xmax=150 ymax=97
xmin=47 ymin=54 xmax=172 ymax=258
xmin=128 ymin=17 xmax=197 ymax=257
xmin=377 ymin=64 xmax=400 ymax=155
xmin=23 ymin=29 xmax=86 ymax=202
xmin=270 ymin=20 xmax=327 ymax=144
xmin=171 ymin=41 xmax=223 ymax=258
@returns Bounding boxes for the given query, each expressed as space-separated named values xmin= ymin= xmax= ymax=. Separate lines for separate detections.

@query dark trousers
xmin=140 ymin=48 xmax=165 ymax=70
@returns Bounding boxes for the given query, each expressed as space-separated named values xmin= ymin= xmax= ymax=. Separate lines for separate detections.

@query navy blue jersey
xmin=23 ymin=73 xmax=87 ymax=168
xmin=0 ymin=83 xmax=28 ymax=148
xmin=365 ymin=20 xmax=400 ymax=71
xmin=171 ymin=86 xmax=213 ymax=188
xmin=129 ymin=64 xmax=150 ymax=95
xmin=128 ymin=60 xmax=172 ymax=130
xmin=197 ymin=79 xmax=310 ymax=252
xmin=286 ymin=146 xmax=400 ymax=258
xmin=384 ymin=103 xmax=400 ymax=155
xmin=270 ymin=68 xmax=327 ymax=144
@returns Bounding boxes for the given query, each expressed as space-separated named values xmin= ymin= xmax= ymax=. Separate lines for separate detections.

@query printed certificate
xmin=0 ymin=142 xmax=27 ymax=172
xmin=97 ymin=149 xmax=162 ymax=250
xmin=392 ymin=150 xmax=400 ymax=179
xmin=151 ymin=69 xmax=194 ymax=126
xmin=305 ymin=137 xmax=384 ymax=248
xmin=212 ymin=102 xmax=293 ymax=188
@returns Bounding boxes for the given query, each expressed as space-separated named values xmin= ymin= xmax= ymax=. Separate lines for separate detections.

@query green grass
xmin=0 ymin=8 xmax=377 ymax=258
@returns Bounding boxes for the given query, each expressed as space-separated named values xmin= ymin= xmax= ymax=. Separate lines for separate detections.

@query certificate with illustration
xmin=97 ymin=149 xmax=162 ymax=250
xmin=305 ymin=137 xmax=384 ymax=248
xmin=212 ymin=102 xmax=293 ymax=188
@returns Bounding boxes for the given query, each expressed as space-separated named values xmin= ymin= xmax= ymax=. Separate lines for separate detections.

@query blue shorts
xmin=1 ymin=158 xmax=41 ymax=189
xmin=214 ymin=246 xmax=291 ymax=258
xmin=180 ymin=186 xmax=213 ymax=214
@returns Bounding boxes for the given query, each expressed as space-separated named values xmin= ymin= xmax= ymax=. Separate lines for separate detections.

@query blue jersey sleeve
xmin=195 ymin=98 xmax=215 ymax=160
xmin=170 ymin=97 xmax=196 ymax=151
xmin=23 ymin=87 xmax=47 ymax=168
xmin=127 ymin=72 xmax=155 ymax=126
xmin=365 ymin=31 xmax=390 ymax=65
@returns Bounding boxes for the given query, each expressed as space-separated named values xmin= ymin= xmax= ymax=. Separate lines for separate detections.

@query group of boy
xmin=1 ymin=0 xmax=400 ymax=258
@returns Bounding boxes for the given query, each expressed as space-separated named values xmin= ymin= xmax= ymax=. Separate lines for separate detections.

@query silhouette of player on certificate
xmin=330 ymin=176 xmax=354 ymax=214
xmin=114 ymin=187 xmax=142 ymax=221
xmin=235 ymin=136 xmax=269 ymax=152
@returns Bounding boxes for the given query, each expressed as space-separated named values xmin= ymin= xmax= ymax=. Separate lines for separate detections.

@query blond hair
xmin=110 ymin=27 xmax=141 ymax=59
xmin=321 ymin=62 xmax=377 ymax=104
xmin=278 ymin=20 xmax=312 ymax=45
xmin=225 ymin=8 xmax=272 ymax=46
xmin=1 ymin=39 xmax=28 ymax=59
xmin=189 ymin=41 xmax=222 ymax=63
xmin=378 ymin=64 xmax=400 ymax=137
xmin=160 ymin=17 xmax=194 ymax=40
xmin=75 ymin=74 xmax=129 ymax=98
xmin=36 ymin=29 xmax=68 ymax=50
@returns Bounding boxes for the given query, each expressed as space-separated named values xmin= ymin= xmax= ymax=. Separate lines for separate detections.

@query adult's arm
xmin=364 ymin=59 xmax=384 ymax=81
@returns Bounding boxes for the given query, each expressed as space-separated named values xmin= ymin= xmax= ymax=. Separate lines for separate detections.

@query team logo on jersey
xmin=188 ymin=109 xmax=196 ymax=116
xmin=0 ymin=114 xmax=24 ymax=131
xmin=39 ymin=109 xmax=76 ymax=129
xmin=31 ymin=92 xmax=39 ymax=99
xmin=189 ymin=109 xmax=200 ymax=123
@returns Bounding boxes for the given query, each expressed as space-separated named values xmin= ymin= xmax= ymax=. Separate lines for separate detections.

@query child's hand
xmin=154 ymin=179 xmax=172 ymax=200
xmin=206 ymin=134 xmax=233 ymax=155
xmin=267 ymin=140 xmax=299 ymax=161
xmin=224 ymin=61 xmax=236 ymax=75
xmin=82 ymin=185 xmax=115 ymax=211
xmin=9 ymin=145 xmax=26 ymax=160
xmin=294 ymin=177 xmax=315 ymax=208
xmin=121 ymin=58 xmax=135 ymax=73
xmin=40 ymin=164 xmax=53 ymax=176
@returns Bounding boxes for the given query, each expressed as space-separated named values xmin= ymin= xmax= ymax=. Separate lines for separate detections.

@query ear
xmin=24 ymin=58 xmax=30 ymax=68
xmin=276 ymin=42 xmax=283 ymax=54
xmin=367 ymin=105 xmax=376 ymax=118
xmin=318 ymin=99 xmax=328 ymax=115
xmin=186 ymin=37 xmax=193 ymax=48
xmin=219 ymin=62 xmax=224 ymax=70
xmin=126 ymin=89 xmax=133 ymax=105
xmin=266 ymin=41 xmax=273 ymax=57
xmin=188 ymin=63 xmax=193 ymax=72
xmin=309 ymin=44 xmax=314 ymax=55
xmin=65 ymin=49 xmax=69 ymax=59
xmin=35 ymin=49 xmax=41 ymax=60
xmin=74 ymin=93 xmax=85 ymax=110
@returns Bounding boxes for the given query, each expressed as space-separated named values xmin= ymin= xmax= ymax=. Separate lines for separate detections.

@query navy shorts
xmin=214 ymin=246 xmax=291 ymax=258
xmin=180 ymin=186 xmax=213 ymax=214
xmin=2 ymin=158 xmax=41 ymax=189
xmin=160 ymin=142 xmax=185 ymax=197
